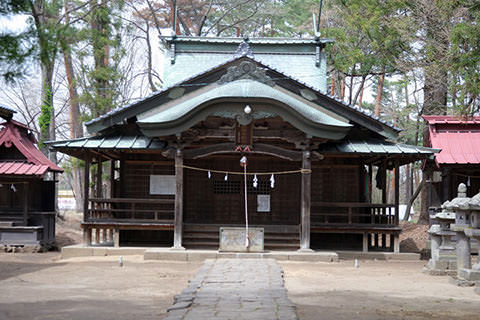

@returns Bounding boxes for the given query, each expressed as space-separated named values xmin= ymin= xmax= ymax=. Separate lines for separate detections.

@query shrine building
xmin=49 ymin=37 xmax=437 ymax=252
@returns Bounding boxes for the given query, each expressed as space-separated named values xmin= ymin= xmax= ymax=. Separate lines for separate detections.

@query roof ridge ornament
xmin=234 ymin=38 xmax=254 ymax=58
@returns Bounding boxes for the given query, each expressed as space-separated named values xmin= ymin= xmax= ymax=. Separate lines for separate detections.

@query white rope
xmin=243 ymin=162 xmax=249 ymax=248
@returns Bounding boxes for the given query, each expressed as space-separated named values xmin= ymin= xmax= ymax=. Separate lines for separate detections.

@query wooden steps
xmin=182 ymin=224 xmax=300 ymax=250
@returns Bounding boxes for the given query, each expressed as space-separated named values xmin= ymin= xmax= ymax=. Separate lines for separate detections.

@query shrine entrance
xmin=182 ymin=154 xmax=302 ymax=250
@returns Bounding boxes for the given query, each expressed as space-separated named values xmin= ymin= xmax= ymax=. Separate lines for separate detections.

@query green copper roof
xmin=49 ymin=135 xmax=166 ymax=150
xmin=137 ymin=79 xmax=352 ymax=140
xmin=319 ymin=139 xmax=439 ymax=155
xmin=163 ymin=36 xmax=328 ymax=92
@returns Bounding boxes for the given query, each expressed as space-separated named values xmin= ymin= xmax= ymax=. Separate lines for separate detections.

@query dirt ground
xmin=0 ymin=253 xmax=202 ymax=320
xmin=1 ymin=253 xmax=479 ymax=320
xmin=281 ymin=260 xmax=480 ymax=320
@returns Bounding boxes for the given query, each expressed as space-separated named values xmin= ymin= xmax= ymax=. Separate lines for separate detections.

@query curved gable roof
xmin=137 ymin=79 xmax=351 ymax=140
xmin=85 ymin=55 xmax=399 ymax=140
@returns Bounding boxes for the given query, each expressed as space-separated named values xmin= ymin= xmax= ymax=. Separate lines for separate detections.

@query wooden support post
xmin=393 ymin=234 xmax=400 ymax=253
xmin=382 ymin=234 xmax=387 ymax=248
xmin=95 ymin=228 xmax=100 ymax=244
xmin=96 ymin=157 xmax=103 ymax=198
xmin=84 ymin=154 xmax=91 ymax=222
xmin=394 ymin=159 xmax=400 ymax=225
xmin=108 ymin=229 xmax=113 ymax=242
xmin=368 ymin=164 xmax=373 ymax=202
xmin=113 ymin=228 xmax=120 ymax=247
xmin=83 ymin=227 xmax=92 ymax=245
xmin=173 ymin=149 xmax=185 ymax=250
xmin=362 ymin=232 xmax=368 ymax=252
xmin=382 ymin=162 xmax=387 ymax=204
xmin=102 ymin=228 xmax=107 ymax=243
xmin=119 ymin=157 xmax=125 ymax=198
xmin=23 ymin=182 xmax=29 ymax=226
xmin=299 ymin=151 xmax=312 ymax=252
xmin=110 ymin=160 xmax=115 ymax=198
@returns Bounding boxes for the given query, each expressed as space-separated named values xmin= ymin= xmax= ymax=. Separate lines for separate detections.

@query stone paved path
xmin=165 ymin=258 xmax=298 ymax=320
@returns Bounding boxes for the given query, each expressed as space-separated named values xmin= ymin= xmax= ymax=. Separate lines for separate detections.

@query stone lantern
xmin=450 ymin=184 xmax=472 ymax=273
xmin=425 ymin=193 xmax=458 ymax=274
xmin=457 ymin=191 xmax=480 ymax=281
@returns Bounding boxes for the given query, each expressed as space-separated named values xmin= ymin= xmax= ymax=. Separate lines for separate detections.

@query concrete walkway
xmin=165 ymin=259 xmax=297 ymax=320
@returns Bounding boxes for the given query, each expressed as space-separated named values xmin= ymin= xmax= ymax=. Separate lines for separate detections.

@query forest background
xmin=1 ymin=0 xmax=479 ymax=222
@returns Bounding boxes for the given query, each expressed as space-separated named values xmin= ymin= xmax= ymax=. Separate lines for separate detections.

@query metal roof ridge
xmin=159 ymin=35 xmax=335 ymax=43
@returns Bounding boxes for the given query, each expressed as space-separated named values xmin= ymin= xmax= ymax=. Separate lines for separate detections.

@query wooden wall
xmin=184 ymin=155 xmax=301 ymax=225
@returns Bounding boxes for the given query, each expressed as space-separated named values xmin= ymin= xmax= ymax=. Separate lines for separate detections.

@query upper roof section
xmin=424 ymin=115 xmax=480 ymax=165
xmin=0 ymin=120 xmax=63 ymax=176
xmin=162 ymin=36 xmax=331 ymax=93
xmin=85 ymin=55 xmax=399 ymax=140
xmin=0 ymin=104 xmax=16 ymax=121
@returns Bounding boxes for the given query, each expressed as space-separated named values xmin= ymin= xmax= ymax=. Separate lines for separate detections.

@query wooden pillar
xmin=299 ymin=151 xmax=312 ymax=251
xmin=23 ymin=182 xmax=29 ymax=226
xmin=95 ymin=228 xmax=100 ymax=244
xmin=393 ymin=234 xmax=400 ymax=253
xmin=83 ymin=227 xmax=92 ymax=245
xmin=368 ymin=164 xmax=373 ymax=203
xmin=110 ymin=160 xmax=115 ymax=198
xmin=173 ymin=149 xmax=184 ymax=249
xmin=96 ymin=157 xmax=103 ymax=198
xmin=113 ymin=228 xmax=120 ymax=247
xmin=394 ymin=159 xmax=400 ymax=225
xmin=382 ymin=161 xmax=387 ymax=204
xmin=119 ymin=157 xmax=125 ymax=198
xmin=84 ymin=154 xmax=91 ymax=222
xmin=362 ymin=232 xmax=368 ymax=252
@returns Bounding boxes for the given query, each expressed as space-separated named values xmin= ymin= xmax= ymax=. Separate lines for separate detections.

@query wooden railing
xmin=87 ymin=198 xmax=175 ymax=223
xmin=311 ymin=202 xmax=397 ymax=226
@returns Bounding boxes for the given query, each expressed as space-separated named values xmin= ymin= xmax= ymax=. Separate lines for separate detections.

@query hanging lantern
xmin=467 ymin=176 xmax=471 ymax=187
xmin=207 ymin=171 xmax=211 ymax=179
xmin=224 ymin=173 xmax=228 ymax=181
xmin=270 ymin=174 xmax=275 ymax=188
xmin=253 ymin=174 xmax=258 ymax=188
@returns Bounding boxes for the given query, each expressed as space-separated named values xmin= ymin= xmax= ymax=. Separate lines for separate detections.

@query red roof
xmin=0 ymin=120 xmax=63 ymax=176
xmin=424 ymin=115 xmax=480 ymax=165
xmin=0 ymin=162 xmax=51 ymax=176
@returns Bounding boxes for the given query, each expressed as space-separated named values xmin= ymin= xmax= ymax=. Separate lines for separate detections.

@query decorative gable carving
xmin=218 ymin=61 xmax=274 ymax=86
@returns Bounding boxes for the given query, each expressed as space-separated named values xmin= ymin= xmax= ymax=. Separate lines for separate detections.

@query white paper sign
xmin=150 ymin=175 xmax=176 ymax=195
xmin=257 ymin=194 xmax=270 ymax=212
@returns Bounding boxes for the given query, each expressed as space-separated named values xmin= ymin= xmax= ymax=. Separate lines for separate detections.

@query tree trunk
xmin=63 ymin=0 xmax=84 ymax=212
xmin=330 ymin=71 xmax=336 ymax=97
xmin=375 ymin=69 xmax=385 ymax=117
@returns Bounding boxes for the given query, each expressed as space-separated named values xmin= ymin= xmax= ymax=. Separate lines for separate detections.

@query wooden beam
xmin=84 ymin=154 xmax=91 ymax=222
xmin=173 ymin=149 xmax=185 ymax=250
xmin=299 ymin=150 xmax=312 ymax=251
xmin=182 ymin=142 xmax=304 ymax=161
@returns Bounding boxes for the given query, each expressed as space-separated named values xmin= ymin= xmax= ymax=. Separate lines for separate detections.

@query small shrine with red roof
xmin=424 ymin=115 xmax=480 ymax=207
xmin=0 ymin=105 xmax=62 ymax=250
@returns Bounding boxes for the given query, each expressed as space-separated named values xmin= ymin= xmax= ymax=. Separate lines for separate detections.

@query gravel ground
xmin=1 ymin=253 xmax=479 ymax=320
xmin=281 ymin=259 xmax=480 ymax=320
